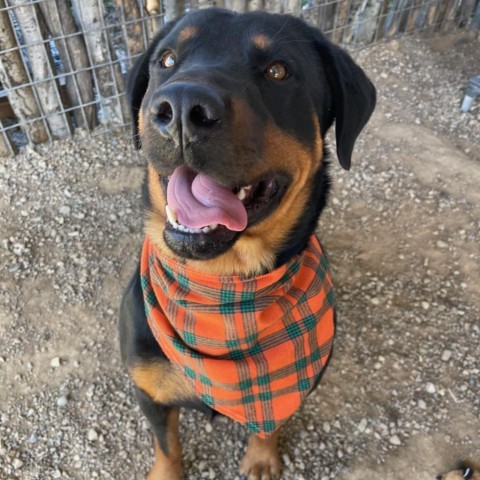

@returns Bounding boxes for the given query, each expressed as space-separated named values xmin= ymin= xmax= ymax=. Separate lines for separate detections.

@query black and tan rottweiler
xmin=119 ymin=8 xmax=376 ymax=479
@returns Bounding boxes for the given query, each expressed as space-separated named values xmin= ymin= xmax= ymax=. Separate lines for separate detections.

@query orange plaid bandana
xmin=141 ymin=235 xmax=335 ymax=437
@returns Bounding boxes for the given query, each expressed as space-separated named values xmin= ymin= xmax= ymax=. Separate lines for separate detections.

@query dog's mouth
xmin=160 ymin=166 xmax=289 ymax=259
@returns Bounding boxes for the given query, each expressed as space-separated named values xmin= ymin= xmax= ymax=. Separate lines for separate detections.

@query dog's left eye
xmin=463 ymin=468 xmax=473 ymax=480
xmin=160 ymin=51 xmax=177 ymax=68
xmin=265 ymin=62 xmax=289 ymax=80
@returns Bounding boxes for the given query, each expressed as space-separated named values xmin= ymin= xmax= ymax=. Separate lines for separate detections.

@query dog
xmin=437 ymin=462 xmax=480 ymax=480
xmin=119 ymin=8 xmax=376 ymax=479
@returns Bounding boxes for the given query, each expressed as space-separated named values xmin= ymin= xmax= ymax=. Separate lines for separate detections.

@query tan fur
xmin=145 ymin=113 xmax=324 ymax=277
xmin=252 ymin=34 xmax=272 ymax=50
xmin=239 ymin=431 xmax=281 ymax=480
xmin=130 ymin=362 xmax=195 ymax=404
xmin=146 ymin=409 xmax=182 ymax=480
xmin=178 ymin=25 xmax=198 ymax=42
xmin=138 ymin=109 xmax=144 ymax=138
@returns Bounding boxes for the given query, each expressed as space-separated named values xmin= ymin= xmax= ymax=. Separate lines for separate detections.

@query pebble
xmin=87 ymin=429 xmax=99 ymax=441
xmin=357 ymin=418 xmax=368 ymax=432
xmin=389 ymin=435 xmax=402 ymax=446
xmin=12 ymin=459 xmax=24 ymax=469
xmin=421 ymin=301 xmax=430 ymax=310
xmin=50 ymin=357 xmax=61 ymax=368
xmin=57 ymin=395 xmax=68 ymax=407
xmin=205 ymin=422 xmax=213 ymax=433
xmin=436 ymin=240 xmax=448 ymax=249
xmin=441 ymin=350 xmax=452 ymax=362
xmin=426 ymin=383 xmax=436 ymax=394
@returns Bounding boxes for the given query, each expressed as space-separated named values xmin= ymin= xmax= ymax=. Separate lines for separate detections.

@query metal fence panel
xmin=0 ymin=0 xmax=478 ymax=155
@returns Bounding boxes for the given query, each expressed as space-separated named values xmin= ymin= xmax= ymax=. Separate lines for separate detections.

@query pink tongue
xmin=167 ymin=166 xmax=248 ymax=231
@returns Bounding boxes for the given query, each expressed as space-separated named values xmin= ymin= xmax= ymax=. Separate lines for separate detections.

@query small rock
xmin=441 ymin=350 xmax=452 ymax=362
xmin=357 ymin=418 xmax=368 ymax=432
xmin=59 ymin=206 xmax=71 ymax=216
xmin=50 ymin=357 xmax=61 ymax=368
xmin=57 ymin=395 xmax=68 ymax=407
xmin=28 ymin=434 xmax=38 ymax=444
xmin=371 ymin=297 xmax=380 ymax=305
xmin=417 ymin=399 xmax=427 ymax=409
xmin=426 ymin=383 xmax=436 ymax=394
xmin=205 ymin=422 xmax=213 ymax=433
xmin=389 ymin=435 xmax=401 ymax=446
xmin=436 ymin=240 xmax=448 ymax=249
xmin=13 ymin=458 xmax=24 ymax=469
xmin=323 ymin=422 xmax=331 ymax=433
xmin=421 ymin=301 xmax=430 ymax=310
xmin=87 ymin=429 xmax=99 ymax=441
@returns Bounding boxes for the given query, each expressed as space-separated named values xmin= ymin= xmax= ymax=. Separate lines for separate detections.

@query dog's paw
xmin=239 ymin=434 xmax=282 ymax=480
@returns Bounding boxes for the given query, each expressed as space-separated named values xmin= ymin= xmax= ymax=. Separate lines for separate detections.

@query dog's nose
xmin=152 ymin=83 xmax=224 ymax=146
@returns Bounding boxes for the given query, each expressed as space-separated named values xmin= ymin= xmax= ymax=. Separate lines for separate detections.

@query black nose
xmin=152 ymin=83 xmax=224 ymax=146
xmin=436 ymin=476 xmax=443 ymax=480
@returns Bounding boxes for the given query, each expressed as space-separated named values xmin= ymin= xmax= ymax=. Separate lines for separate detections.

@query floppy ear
xmin=127 ymin=20 xmax=180 ymax=149
xmin=315 ymin=33 xmax=376 ymax=170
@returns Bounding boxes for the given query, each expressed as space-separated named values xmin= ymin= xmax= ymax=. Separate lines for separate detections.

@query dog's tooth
xmin=210 ymin=224 xmax=218 ymax=230
xmin=202 ymin=226 xmax=211 ymax=233
xmin=236 ymin=185 xmax=253 ymax=201
xmin=166 ymin=205 xmax=177 ymax=224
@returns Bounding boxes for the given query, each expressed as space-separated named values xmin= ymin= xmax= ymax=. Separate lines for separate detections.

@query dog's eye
xmin=160 ymin=51 xmax=177 ymax=68
xmin=265 ymin=62 xmax=288 ymax=80
xmin=463 ymin=468 xmax=473 ymax=479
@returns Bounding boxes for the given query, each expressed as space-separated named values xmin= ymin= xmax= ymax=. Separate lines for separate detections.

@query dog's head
xmin=128 ymin=8 xmax=375 ymax=276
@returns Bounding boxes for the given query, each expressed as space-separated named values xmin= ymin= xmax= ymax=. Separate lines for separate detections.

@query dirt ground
xmin=0 ymin=32 xmax=479 ymax=480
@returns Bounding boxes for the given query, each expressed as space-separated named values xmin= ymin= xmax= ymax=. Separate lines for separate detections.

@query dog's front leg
xmin=239 ymin=430 xmax=282 ymax=480
xmin=135 ymin=388 xmax=183 ymax=480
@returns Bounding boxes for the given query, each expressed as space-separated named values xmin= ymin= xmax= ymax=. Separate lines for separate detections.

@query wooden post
xmin=0 ymin=0 xmax=48 ymax=144
xmin=165 ymin=0 xmax=185 ymax=21
xmin=71 ymin=0 xmax=126 ymax=126
xmin=10 ymin=0 xmax=71 ymax=138
xmin=114 ymin=0 xmax=145 ymax=58
xmin=39 ymin=0 xmax=96 ymax=130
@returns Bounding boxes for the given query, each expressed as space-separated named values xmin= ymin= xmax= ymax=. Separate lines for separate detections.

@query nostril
xmin=190 ymin=105 xmax=220 ymax=128
xmin=156 ymin=101 xmax=173 ymax=125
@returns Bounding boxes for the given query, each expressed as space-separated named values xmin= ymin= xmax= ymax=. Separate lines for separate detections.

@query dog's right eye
xmin=160 ymin=51 xmax=177 ymax=68
xmin=463 ymin=468 xmax=473 ymax=479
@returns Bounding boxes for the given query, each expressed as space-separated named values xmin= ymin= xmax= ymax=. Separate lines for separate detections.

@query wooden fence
xmin=0 ymin=0 xmax=479 ymax=155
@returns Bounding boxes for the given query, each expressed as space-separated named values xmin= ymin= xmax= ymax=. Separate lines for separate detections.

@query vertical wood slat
xmin=9 ymin=0 xmax=71 ymax=138
xmin=0 ymin=0 xmax=48 ymax=145
xmin=39 ymin=0 xmax=96 ymax=130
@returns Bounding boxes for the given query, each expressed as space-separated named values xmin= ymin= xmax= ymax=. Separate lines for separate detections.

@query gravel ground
xmin=1 ymin=32 xmax=479 ymax=480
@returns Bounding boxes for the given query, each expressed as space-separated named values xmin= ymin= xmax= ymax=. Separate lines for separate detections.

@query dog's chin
xmin=162 ymin=171 xmax=291 ymax=261
xmin=164 ymin=224 xmax=240 ymax=260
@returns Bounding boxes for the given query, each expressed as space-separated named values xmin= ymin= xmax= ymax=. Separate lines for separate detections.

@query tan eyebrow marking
xmin=252 ymin=34 xmax=272 ymax=50
xmin=178 ymin=25 xmax=199 ymax=42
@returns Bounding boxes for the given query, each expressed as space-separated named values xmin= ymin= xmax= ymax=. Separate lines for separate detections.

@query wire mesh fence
xmin=0 ymin=0 xmax=478 ymax=156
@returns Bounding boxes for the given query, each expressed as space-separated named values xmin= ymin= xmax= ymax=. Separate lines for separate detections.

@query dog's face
xmin=129 ymin=8 xmax=375 ymax=276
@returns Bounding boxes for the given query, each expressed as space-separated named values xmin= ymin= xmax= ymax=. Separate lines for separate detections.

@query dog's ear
xmin=314 ymin=32 xmax=376 ymax=170
xmin=127 ymin=19 xmax=180 ymax=149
